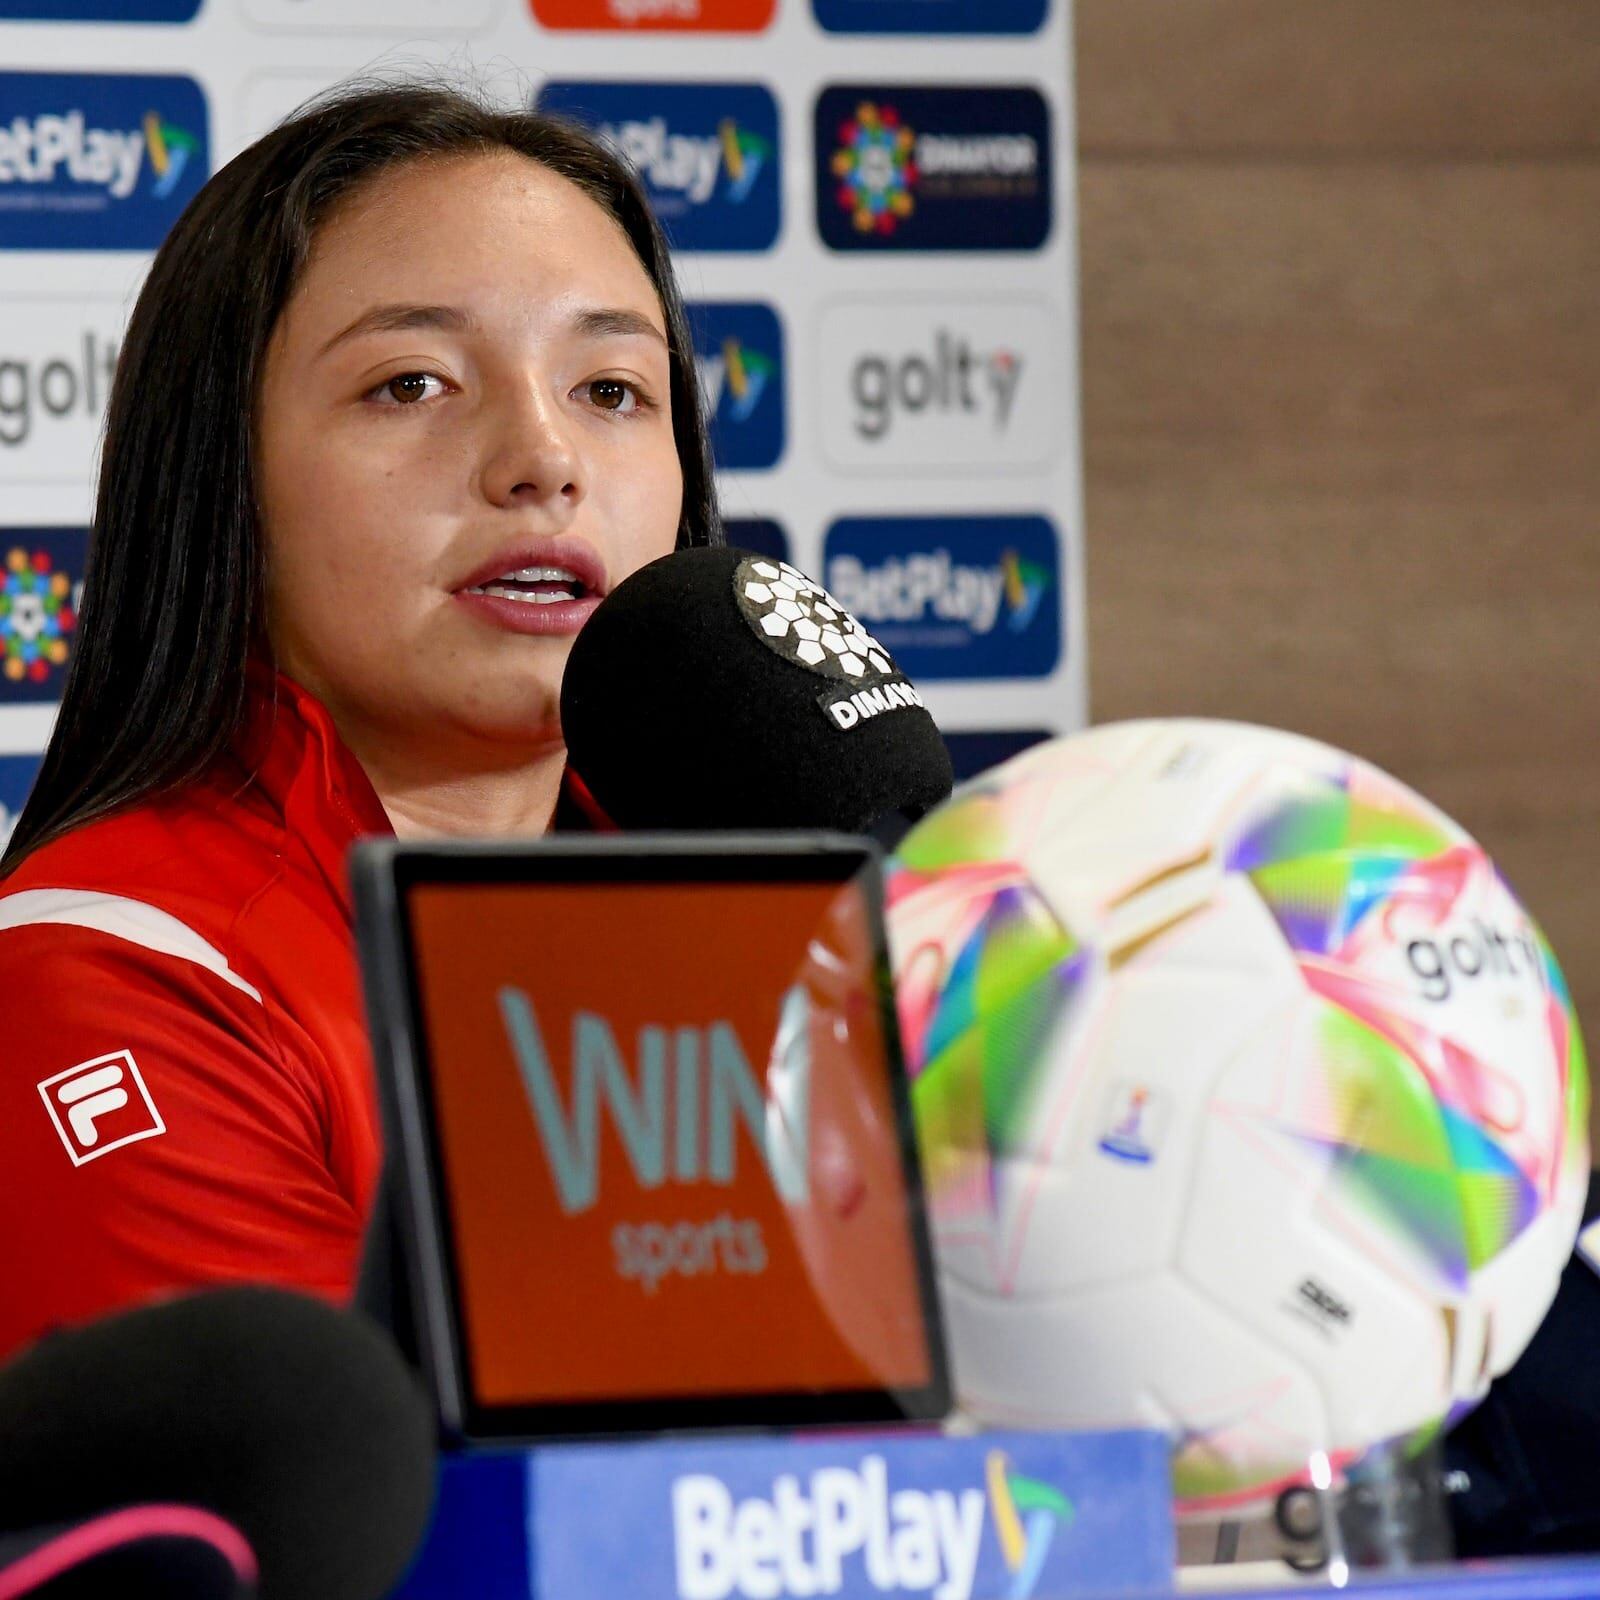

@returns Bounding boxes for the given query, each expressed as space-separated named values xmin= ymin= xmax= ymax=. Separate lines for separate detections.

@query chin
xmin=430 ymin=683 xmax=564 ymax=753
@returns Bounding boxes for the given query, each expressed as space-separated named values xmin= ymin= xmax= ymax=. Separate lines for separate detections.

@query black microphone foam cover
xmin=561 ymin=546 xmax=954 ymax=831
xmin=0 ymin=1288 xmax=437 ymax=1600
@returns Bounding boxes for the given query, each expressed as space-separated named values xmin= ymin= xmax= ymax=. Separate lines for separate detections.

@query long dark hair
xmin=2 ymin=81 xmax=719 ymax=874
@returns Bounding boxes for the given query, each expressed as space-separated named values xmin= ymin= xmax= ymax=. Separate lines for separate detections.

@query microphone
xmin=0 ymin=1288 xmax=437 ymax=1600
xmin=560 ymin=546 xmax=954 ymax=833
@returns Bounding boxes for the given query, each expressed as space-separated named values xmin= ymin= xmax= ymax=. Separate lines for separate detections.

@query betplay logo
xmin=815 ymin=87 xmax=1051 ymax=252
xmin=820 ymin=301 xmax=1066 ymax=472
xmin=824 ymin=516 xmax=1061 ymax=680
xmin=538 ymin=82 xmax=779 ymax=251
xmin=674 ymin=1450 xmax=1072 ymax=1600
xmin=0 ymin=73 xmax=208 ymax=249
xmin=0 ymin=751 xmax=41 ymax=853
xmin=812 ymin=0 xmax=1047 ymax=32
xmin=0 ymin=1 xmax=200 ymax=17
xmin=691 ymin=302 xmax=786 ymax=470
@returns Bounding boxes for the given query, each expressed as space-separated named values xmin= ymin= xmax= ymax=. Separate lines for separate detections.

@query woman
xmin=0 ymin=82 xmax=719 ymax=1363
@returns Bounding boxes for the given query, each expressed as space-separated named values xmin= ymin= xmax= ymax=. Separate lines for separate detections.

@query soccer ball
xmin=885 ymin=720 xmax=1589 ymax=1516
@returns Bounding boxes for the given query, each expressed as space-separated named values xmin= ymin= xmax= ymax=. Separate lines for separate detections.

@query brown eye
xmin=588 ymin=378 xmax=633 ymax=413
xmin=385 ymin=373 xmax=433 ymax=404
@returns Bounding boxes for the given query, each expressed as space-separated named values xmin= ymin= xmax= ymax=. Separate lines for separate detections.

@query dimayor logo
xmin=538 ymin=82 xmax=779 ymax=251
xmin=823 ymin=516 xmax=1061 ymax=680
xmin=672 ymin=1449 xmax=1072 ymax=1600
xmin=691 ymin=303 xmax=785 ymax=471
xmin=830 ymin=100 xmax=916 ymax=238
xmin=812 ymin=0 xmax=1048 ymax=33
xmin=816 ymin=86 xmax=1051 ymax=252
xmin=0 ymin=752 xmax=41 ymax=854
xmin=0 ymin=73 xmax=208 ymax=250
xmin=0 ymin=529 xmax=85 ymax=702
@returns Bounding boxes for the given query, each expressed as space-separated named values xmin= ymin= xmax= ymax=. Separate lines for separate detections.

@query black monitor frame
xmin=351 ymin=832 xmax=951 ymax=1445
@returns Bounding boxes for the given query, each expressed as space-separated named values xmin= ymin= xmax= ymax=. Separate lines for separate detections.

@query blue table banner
xmin=393 ymin=1427 xmax=1174 ymax=1599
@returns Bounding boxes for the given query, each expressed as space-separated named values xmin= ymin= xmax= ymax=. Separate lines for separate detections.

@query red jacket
xmin=0 ymin=673 xmax=598 ymax=1364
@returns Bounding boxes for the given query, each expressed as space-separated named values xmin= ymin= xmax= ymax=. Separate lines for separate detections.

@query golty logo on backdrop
xmin=0 ymin=72 xmax=208 ymax=251
xmin=0 ymin=304 xmax=121 ymax=483
xmin=673 ymin=1447 xmax=1073 ymax=1600
xmin=529 ymin=0 xmax=775 ymax=31
xmin=811 ymin=0 xmax=1047 ymax=33
xmin=820 ymin=301 xmax=1066 ymax=473
xmin=0 ymin=752 xmax=42 ymax=853
xmin=815 ymin=86 xmax=1051 ymax=252
xmin=0 ymin=0 xmax=201 ymax=18
xmin=691 ymin=303 xmax=785 ymax=471
xmin=823 ymin=516 xmax=1060 ymax=680
xmin=536 ymin=82 xmax=779 ymax=252
xmin=0 ymin=529 xmax=86 ymax=703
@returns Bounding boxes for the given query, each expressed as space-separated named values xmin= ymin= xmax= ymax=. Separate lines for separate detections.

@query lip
xmin=451 ymin=535 xmax=610 ymax=639
xmin=454 ymin=534 xmax=610 ymax=599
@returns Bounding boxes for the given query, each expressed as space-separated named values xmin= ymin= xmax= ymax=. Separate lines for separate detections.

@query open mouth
xmin=464 ymin=566 xmax=592 ymax=606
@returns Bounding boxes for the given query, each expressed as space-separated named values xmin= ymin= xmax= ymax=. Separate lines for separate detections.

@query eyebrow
xmin=318 ymin=302 xmax=474 ymax=356
xmin=317 ymin=301 xmax=669 ymax=358
xmin=567 ymin=306 xmax=670 ymax=350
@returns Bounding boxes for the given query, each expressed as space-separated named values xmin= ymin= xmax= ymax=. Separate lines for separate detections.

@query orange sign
xmin=407 ymin=877 xmax=932 ymax=1407
xmin=529 ymin=0 xmax=775 ymax=29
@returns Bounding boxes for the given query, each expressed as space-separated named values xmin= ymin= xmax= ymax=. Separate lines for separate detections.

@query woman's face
xmin=256 ymin=151 xmax=683 ymax=760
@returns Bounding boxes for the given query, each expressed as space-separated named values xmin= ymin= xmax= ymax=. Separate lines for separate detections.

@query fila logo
xmin=38 ymin=1049 xmax=165 ymax=1167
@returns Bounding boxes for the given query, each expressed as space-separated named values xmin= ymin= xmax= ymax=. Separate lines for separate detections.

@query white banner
xmin=0 ymin=0 xmax=1084 ymax=839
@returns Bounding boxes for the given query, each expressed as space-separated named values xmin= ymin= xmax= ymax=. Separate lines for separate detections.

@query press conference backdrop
xmin=0 ymin=0 xmax=1085 ymax=839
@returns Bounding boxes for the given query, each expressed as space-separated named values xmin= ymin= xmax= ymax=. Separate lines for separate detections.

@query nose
xmin=479 ymin=376 xmax=585 ymax=513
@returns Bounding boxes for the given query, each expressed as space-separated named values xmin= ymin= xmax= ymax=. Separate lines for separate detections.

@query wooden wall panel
xmin=1075 ymin=14 xmax=1600 ymax=1082
xmin=1078 ymin=0 xmax=1600 ymax=157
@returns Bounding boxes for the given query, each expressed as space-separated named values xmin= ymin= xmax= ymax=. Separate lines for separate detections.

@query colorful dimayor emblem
xmin=815 ymin=85 xmax=1051 ymax=253
xmin=831 ymin=100 xmax=917 ymax=237
xmin=2 ymin=546 xmax=75 ymax=684
xmin=0 ymin=529 xmax=85 ymax=701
